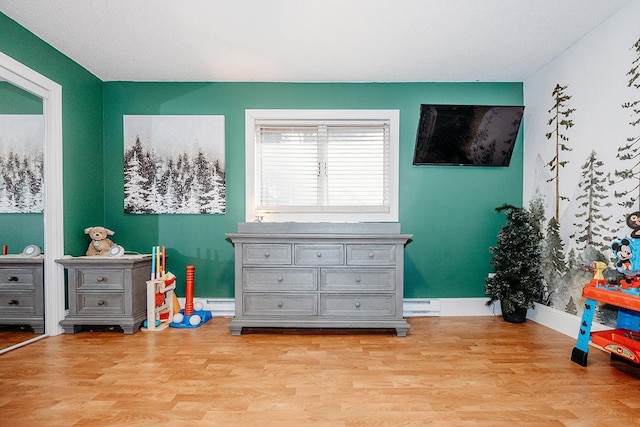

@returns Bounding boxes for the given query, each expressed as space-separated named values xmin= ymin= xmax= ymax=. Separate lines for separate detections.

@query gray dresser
xmin=226 ymin=222 xmax=412 ymax=336
xmin=0 ymin=256 xmax=44 ymax=333
xmin=56 ymin=255 xmax=152 ymax=334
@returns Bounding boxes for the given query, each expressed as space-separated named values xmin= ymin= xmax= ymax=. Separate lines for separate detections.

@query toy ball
xmin=173 ymin=312 xmax=184 ymax=323
xmin=189 ymin=314 xmax=202 ymax=326
xmin=194 ymin=301 xmax=204 ymax=311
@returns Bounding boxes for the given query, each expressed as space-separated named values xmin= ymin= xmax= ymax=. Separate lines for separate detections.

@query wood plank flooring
xmin=0 ymin=324 xmax=41 ymax=349
xmin=0 ymin=316 xmax=638 ymax=426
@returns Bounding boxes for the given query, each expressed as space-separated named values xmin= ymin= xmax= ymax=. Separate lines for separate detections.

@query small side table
xmin=56 ymin=255 xmax=152 ymax=334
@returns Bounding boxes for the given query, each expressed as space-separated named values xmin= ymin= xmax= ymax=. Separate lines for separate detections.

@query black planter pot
xmin=500 ymin=301 xmax=527 ymax=323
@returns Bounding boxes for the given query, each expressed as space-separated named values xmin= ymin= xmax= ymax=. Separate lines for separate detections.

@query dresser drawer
xmin=347 ymin=244 xmax=396 ymax=265
xmin=0 ymin=269 xmax=35 ymax=288
xmin=77 ymin=293 xmax=125 ymax=315
xmin=243 ymin=244 xmax=292 ymax=265
xmin=78 ymin=270 xmax=124 ymax=290
xmin=243 ymin=293 xmax=318 ymax=316
xmin=243 ymin=267 xmax=318 ymax=291
xmin=295 ymin=244 xmax=344 ymax=265
xmin=0 ymin=291 xmax=37 ymax=314
xmin=321 ymin=268 xmax=396 ymax=291
xmin=320 ymin=294 xmax=395 ymax=317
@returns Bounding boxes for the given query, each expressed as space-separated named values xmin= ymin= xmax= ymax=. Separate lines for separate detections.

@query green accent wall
xmin=2 ymin=11 xmax=523 ymax=300
xmin=0 ymin=12 xmax=104 ymax=255
xmin=103 ymin=82 xmax=523 ymax=298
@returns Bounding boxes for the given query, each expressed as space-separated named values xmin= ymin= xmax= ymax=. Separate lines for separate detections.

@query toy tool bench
xmin=571 ymin=266 xmax=640 ymax=367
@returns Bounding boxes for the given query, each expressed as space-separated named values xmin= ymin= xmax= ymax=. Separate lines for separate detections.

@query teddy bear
xmin=85 ymin=226 xmax=116 ymax=256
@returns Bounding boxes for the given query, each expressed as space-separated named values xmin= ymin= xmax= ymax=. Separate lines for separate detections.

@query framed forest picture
xmin=123 ymin=115 xmax=225 ymax=214
xmin=0 ymin=114 xmax=44 ymax=213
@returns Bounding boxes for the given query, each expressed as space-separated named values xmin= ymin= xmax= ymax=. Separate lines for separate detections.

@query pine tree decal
xmin=565 ymin=296 xmax=578 ymax=316
xmin=614 ymin=37 xmax=640 ymax=209
xmin=546 ymin=83 xmax=575 ymax=220
xmin=546 ymin=217 xmax=567 ymax=274
xmin=571 ymin=151 xmax=613 ymax=252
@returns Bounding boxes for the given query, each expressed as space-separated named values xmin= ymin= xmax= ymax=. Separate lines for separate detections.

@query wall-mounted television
xmin=413 ymin=104 xmax=524 ymax=166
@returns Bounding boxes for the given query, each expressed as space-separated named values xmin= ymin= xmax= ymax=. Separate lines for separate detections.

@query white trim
xmin=0 ymin=51 xmax=65 ymax=337
xmin=183 ymin=298 xmax=605 ymax=342
xmin=191 ymin=297 xmax=502 ymax=318
xmin=528 ymin=302 xmax=608 ymax=338
xmin=244 ymin=109 xmax=400 ymax=223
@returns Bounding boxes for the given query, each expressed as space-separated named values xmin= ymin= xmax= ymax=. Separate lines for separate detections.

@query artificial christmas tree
xmin=485 ymin=204 xmax=544 ymax=323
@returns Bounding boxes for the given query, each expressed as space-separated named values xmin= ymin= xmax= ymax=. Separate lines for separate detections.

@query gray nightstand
xmin=56 ymin=255 xmax=152 ymax=334
xmin=0 ymin=256 xmax=44 ymax=333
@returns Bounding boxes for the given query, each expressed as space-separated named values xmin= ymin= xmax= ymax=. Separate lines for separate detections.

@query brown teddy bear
xmin=85 ymin=226 xmax=116 ymax=256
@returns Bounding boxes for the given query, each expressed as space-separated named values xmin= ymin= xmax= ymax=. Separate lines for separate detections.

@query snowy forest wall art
xmin=0 ymin=114 xmax=44 ymax=213
xmin=123 ymin=115 xmax=226 ymax=214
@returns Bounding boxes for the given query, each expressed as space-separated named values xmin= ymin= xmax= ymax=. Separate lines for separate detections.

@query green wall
xmin=0 ymin=12 xmax=104 ymax=255
xmin=2 ymin=11 xmax=523 ymax=300
xmin=0 ymin=82 xmax=44 ymax=252
xmin=104 ymin=82 xmax=524 ymax=298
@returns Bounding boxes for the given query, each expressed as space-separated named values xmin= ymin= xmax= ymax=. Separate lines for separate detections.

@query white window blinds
xmin=255 ymin=121 xmax=390 ymax=213
xmin=245 ymin=109 xmax=399 ymax=223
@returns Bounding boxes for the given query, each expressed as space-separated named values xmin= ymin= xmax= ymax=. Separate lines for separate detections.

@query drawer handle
xmin=8 ymin=276 xmax=19 ymax=282
xmin=97 ymin=300 xmax=106 ymax=306
xmin=355 ymin=302 xmax=361 ymax=308
xmin=277 ymin=276 xmax=283 ymax=282
xmin=316 ymin=252 xmax=322 ymax=258
xmin=97 ymin=276 xmax=105 ymax=282
xmin=8 ymin=299 xmax=19 ymax=305
xmin=355 ymin=276 xmax=361 ymax=283
xmin=264 ymin=251 xmax=271 ymax=258
xmin=277 ymin=301 xmax=283 ymax=308
xmin=368 ymin=252 xmax=375 ymax=258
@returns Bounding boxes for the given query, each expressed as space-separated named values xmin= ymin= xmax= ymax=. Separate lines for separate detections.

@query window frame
xmin=245 ymin=109 xmax=400 ymax=223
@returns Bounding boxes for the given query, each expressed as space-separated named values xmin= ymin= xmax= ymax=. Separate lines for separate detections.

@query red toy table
xmin=571 ymin=284 xmax=640 ymax=366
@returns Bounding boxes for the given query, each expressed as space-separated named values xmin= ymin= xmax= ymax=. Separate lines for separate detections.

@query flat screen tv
xmin=413 ymin=104 xmax=524 ymax=166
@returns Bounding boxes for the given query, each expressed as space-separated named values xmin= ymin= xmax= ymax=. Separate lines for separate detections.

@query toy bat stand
xmin=169 ymin=265 xmax=212 ymax=329
xmin=141 ymin=274 xmax=176 ymax=332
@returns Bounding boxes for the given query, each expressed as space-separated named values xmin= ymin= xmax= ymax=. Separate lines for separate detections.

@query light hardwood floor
xmin=0 ymin=316 xmax=638 ymax=427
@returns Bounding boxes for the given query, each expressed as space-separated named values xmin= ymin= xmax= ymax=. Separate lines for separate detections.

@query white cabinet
xmin=226 ymin=223 xmax=412 ymax=336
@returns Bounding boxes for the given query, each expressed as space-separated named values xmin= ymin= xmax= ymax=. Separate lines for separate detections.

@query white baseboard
xmin=181 ymin=297 xmax=499 ymax=318
xmin=528 ymin=302 xmax=608 ymax=338
xmin=178 ymin=297 xmax=596 ymax=338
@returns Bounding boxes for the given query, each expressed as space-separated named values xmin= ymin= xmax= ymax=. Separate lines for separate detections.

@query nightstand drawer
xmin=0 ymin=291 xmax=37 ymax=314
xmin=295 ymin=244 xmax=344 ymax=265
xmin=77 ymin=293 xmax=125 ymax=315
xmin=243 ymin=293 xmax=318 ymax=316
xmin=78 ymin=270 xmax=124 ymax=290
xmin=347 ymin=244 xmax=396 ymax=265
xmin=320 ymin=294 xmax=395 ymax=317
xmin=321 ymin=268 xmax=396 ymax=291
xmin=243 ymin=244 xmax=292 ymax=265
xmin=0 ymin=269 xmax=35 ymax=288
xmin=243 ymin=267 xmax=318 ymax=291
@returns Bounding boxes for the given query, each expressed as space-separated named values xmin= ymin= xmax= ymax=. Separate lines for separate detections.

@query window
xmin=246 ymin=109 xmax=399 ymax=222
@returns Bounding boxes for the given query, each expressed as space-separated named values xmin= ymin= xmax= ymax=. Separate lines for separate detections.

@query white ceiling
xmin=0 ymin=0 xmax=635 ymax=82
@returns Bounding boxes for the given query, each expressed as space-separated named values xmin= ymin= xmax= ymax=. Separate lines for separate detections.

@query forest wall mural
xmin=523 ymin=1 xmax=640 ymax=327
xmin=123 ymin=115 xmax=225 ymax=215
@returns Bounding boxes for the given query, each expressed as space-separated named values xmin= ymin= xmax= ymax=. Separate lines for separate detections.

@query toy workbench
xmin=571 ymin=278 xmax=640 ymax=367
